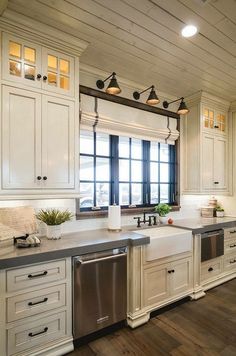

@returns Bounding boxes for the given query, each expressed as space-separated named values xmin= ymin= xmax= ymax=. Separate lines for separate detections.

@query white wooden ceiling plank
xmin=148 ymin=0 xmax=236 ymax=54
xmin=70 ymin=0 xmax=236 ymax=68
xmin=9 ymin=0 xmax=236 ymax=87
xmin=211 ymin=0 xmax=236 ymax=24
xmin=215 ymin=18 xmax=236 ymax=41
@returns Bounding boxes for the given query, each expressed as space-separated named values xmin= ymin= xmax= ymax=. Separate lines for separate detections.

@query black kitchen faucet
xmin=134 ymin=211 xmax=157 ymax=228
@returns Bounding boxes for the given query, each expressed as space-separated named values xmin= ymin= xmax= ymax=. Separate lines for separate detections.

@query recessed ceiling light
xmin=181 ymin=25 xmax=198 ymax=38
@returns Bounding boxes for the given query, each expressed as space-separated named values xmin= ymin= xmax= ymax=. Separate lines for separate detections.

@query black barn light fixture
xmin=133 ymin=85 xmax=160 ymax=106
xmin=96 ymin=72 xmax=121 ymax=95
xmin=163 ymin=97 xmax=189 ymax=115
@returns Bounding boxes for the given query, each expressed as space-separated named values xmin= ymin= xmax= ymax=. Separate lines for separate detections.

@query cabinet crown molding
xmin=0 ymin=9 xmax=89 ymax=57
xmin=185 ymin=90 xmax=230 ymax=112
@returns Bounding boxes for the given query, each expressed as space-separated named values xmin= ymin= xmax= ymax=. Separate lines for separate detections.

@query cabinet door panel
xmin=143 ymin=264 xmax=169 ymax=307
xmin=214 ymin=137 xmax=227 ymax=189
xmin=202 ymin=134 xmax=214 ymax=190
xmin=42 ymin=48 xmax=74 ymax=96
xmin=171 ymin=258 xmax=192 ymax=296
xmin=42 ymin=96 xmax=75 ymax=188
xmin=2 ymin=33 xmax=42 ymax=88
xmin=2 ymin=86 xmax=41 ymax=189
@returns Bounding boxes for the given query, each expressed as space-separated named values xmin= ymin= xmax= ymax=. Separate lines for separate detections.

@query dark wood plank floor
xmin=68 ymin=279 xmax=236 ymax=356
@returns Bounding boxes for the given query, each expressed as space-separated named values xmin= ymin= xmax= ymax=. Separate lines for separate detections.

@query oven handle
xmin=75 ymin=252 xmax=127 ymax=265
xmin=202 ymin=232 xmax=223 ymax=238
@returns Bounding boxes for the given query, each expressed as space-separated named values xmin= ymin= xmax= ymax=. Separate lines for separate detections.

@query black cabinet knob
xmin=168 ymin=270 xmax=172 ymax=274
xmin=208 ymin=267 xmax=213 ymax=272
xmin=43 ymin=75 xmax=47 ymax=81
xmin=37 ymin=74 xmax=42 ymax=79
xmin=43 ymin=176 xmax=47 ymax=181
xmin=172 ymin=269 xmax=175 ymax=273
xmin=214 ymin=125 xmax=219 ymax=129
xmin=37 ymin=176 xmax=42 ymax=180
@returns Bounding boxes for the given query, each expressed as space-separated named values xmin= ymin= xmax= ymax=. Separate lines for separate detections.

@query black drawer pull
xmin=214 ymin=125 xmax=219 ymax=129
xmin=28 ymin=327 xmax=48 ymax=337
xmin=214 ymin=182 xmax=219 ymax=184
xmin=28 ymin=297 xmax=48 ymax=306
xmin=28 ymin=271 xmax=48 ymax=279
xmin=230 ymin=230 xmax=236 ymax=234
xmin=229 ymin=244 xmax=236 ymax=248
xmin=168 ymin=270 xmax=172 ymax=274
xmin=229 ymin=260 xmax=236 ymax=264
xmin=208 ymin=267 xmax=213 ymax=272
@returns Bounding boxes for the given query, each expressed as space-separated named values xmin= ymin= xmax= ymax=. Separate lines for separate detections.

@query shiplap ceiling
xmin=6 ymin=0 xmax=236 ymax=102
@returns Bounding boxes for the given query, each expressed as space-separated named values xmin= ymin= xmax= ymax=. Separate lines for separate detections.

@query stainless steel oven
xmin=72 ymin=248 xmax=127 ymax=339
xmin=201 ymin=229 xmax=224 ymax=262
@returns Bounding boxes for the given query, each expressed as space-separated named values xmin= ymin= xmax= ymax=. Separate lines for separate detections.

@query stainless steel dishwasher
xmin=73 ymin=247 xmax=127 ymax=339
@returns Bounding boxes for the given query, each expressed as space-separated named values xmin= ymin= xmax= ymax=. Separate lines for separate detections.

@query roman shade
xmin=80 ymin=94 xmax=179 ymax=144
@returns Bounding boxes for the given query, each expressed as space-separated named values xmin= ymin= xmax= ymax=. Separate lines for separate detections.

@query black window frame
xmin=79 ymin=131 xmax=177 ymax=212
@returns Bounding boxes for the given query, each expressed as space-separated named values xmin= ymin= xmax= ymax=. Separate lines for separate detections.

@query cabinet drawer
xmin=224 ymin=238 xmax=236 ymax=254
xmin=201 ymin=258 xmax=222 ymax=282
xmin=224 ymin=228 xmax=236 ymax=240
xmin=7 ymin=284 xmax=66 ymax=322
xmin=224 ymin=253 xmax=236 ymax=273
xmin=7 ymin=260 xmax=66 ymax=292
xmin=7 ymin=311 xmax=66 ymax=355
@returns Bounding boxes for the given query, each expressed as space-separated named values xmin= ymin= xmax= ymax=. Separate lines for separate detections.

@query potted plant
xmin=36 ymin=209 xmax=73 ymax=239
xmin=215 ymin=205 xmax=224 ymax=218
xmin=154 ymin=203 xmax=171 ymax=224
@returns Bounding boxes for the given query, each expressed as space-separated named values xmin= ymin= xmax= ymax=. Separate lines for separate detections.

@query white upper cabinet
xmin=2 ymin=85 xmax=75 ymax=192
xmin=182 ymin=92 xmax=231 ymax=195
xmin=2 ymin=33 xmax=75 ymax=97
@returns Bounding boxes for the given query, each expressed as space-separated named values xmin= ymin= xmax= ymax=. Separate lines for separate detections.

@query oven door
xmin=201 ymin=230 xmax=224 ymax=262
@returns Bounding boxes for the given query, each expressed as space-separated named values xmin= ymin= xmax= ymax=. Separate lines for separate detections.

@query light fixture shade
xmin=106 ymin=75 xmax=121 ymax=95
xmin=177 ymin=100 xmax=189 ymax=115
xmin=146 ymin=88 xmax=160 ymax=105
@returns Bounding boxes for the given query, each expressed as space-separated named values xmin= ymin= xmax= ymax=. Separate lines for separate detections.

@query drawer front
xmin=7 ymin=260 xmax=66 ymax=292
xmin=7 ymin=311 xmax=66 ymax=355
xmin=224 ymin=238 xmax=236 ymax=254
xmin=201 ymin=258 xmax=222 ymax=282
xmin=7 ymin=284 xmax=66 ymax=322
xmin=224 ymin=228 xmax=236 ymax=240
xmin=224 ymin=253 xmax=236 ymax=273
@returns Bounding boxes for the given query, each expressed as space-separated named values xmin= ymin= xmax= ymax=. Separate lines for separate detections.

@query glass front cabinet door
xmin=202 ymin=106 xmax=227 ymax=135
xmin=2 ymin=33 xmax=42 ymax=88
xmin=2 ymin=33 xmax=74 ymax=96
xmin=42 ymin=48 xmax=74 ymax=96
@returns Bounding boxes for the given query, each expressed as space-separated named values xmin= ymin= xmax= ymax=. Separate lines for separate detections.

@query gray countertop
xmin=1 ymin=216 xmax=236 ymax=270
xmin=172 ymin=216 xmax=236 ymax=234
xmin=0 ymin=229 xmax=149 ymax=269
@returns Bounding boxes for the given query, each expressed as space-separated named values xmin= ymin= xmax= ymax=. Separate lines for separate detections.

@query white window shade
xmin=80 ymin=94 xmax=179 ymax=144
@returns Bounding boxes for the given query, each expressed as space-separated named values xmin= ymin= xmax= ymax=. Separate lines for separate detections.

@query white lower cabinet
xmin=0 ymin=258 xmax=73 ymax=356
xmin=1 ymin=85 xmax=75 ymax=194
xmin=143 ymin=256 xmax=193 ymax=308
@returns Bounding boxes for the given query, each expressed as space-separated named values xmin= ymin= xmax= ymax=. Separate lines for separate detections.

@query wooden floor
xmin=68 ymin=279 xmax=236 ymax=356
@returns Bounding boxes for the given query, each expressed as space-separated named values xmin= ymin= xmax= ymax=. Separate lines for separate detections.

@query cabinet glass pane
xmin=131 ymin=138 xmax=142 ymax=159
xmin=24 ymin=47 xmax=35 ymax=63
xmin=160 ymin=184 xmax=169 ymax=203
xmin=80 ymin=183 xmax=94 ymax=208
xmin=151 ymin=184 xmax=159 ymax=204
xmin=9 ymin=41 xmax=21 ymax=58
xmin=60 ymin=59 xmax=69 ymax=74
xmin=119 ymin=137 xmax=129 ymax=158
xmin=96 ymin=133 xmax=109 ymax=156
xmin=48 ymin=72 xmax=57 ymax=86
xmin=9 ymin=60 xmax=21 ymax=77
xmin=80 ymin=131 xmax=94 ymax=155
xmin=131 ymin=183 xmax=142 ymax=205
xmin=150 ymin=162 xmax=158 ymax=182
xmin=119 ymin=159 xmax=129 ymax=181
xmin=119 ymin=183 xmax=129 ymax=205
xmin=24 ymin=64 xmax=35 ymax=81
xmin=60 ymin=76 xmax=69 ymax=90
xmin=96 ymin=183 xmax=109 ymax=206
xmin=96 ymin=158 xmax=110 ymax=181
xmin=131 ymin=160 xmax=142 ymax=182
xmin=80 ymin=156 xmax=94 ymax=180
xmin=48 ymin=55 xmax=57 ymax=70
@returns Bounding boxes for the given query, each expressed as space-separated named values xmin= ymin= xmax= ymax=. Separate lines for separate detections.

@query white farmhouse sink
xmin=135 ymin=226 xmax=192 ymax=261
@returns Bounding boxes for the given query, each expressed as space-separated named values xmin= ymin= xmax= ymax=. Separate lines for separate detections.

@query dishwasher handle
xmin=75 ymin=252 xmax=127 ymax=265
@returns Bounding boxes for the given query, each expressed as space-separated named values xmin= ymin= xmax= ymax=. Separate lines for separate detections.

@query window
xmin=80 ymin=130 xmax=177 ymax=211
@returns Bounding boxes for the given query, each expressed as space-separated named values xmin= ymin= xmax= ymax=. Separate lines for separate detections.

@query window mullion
xmin=111 ymin=135 xmax=119 ymax=205
xmin=93 ymin=131 xmax=96 ymax=206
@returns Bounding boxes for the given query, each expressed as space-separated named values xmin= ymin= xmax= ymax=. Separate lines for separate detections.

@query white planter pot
xmin=159 ymin=216 xmax=168 ymax=224
xmin=216 ymin=211 xmax=224 ymax=218
xmin=46 ymin=225 xmax=62 ymax=240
